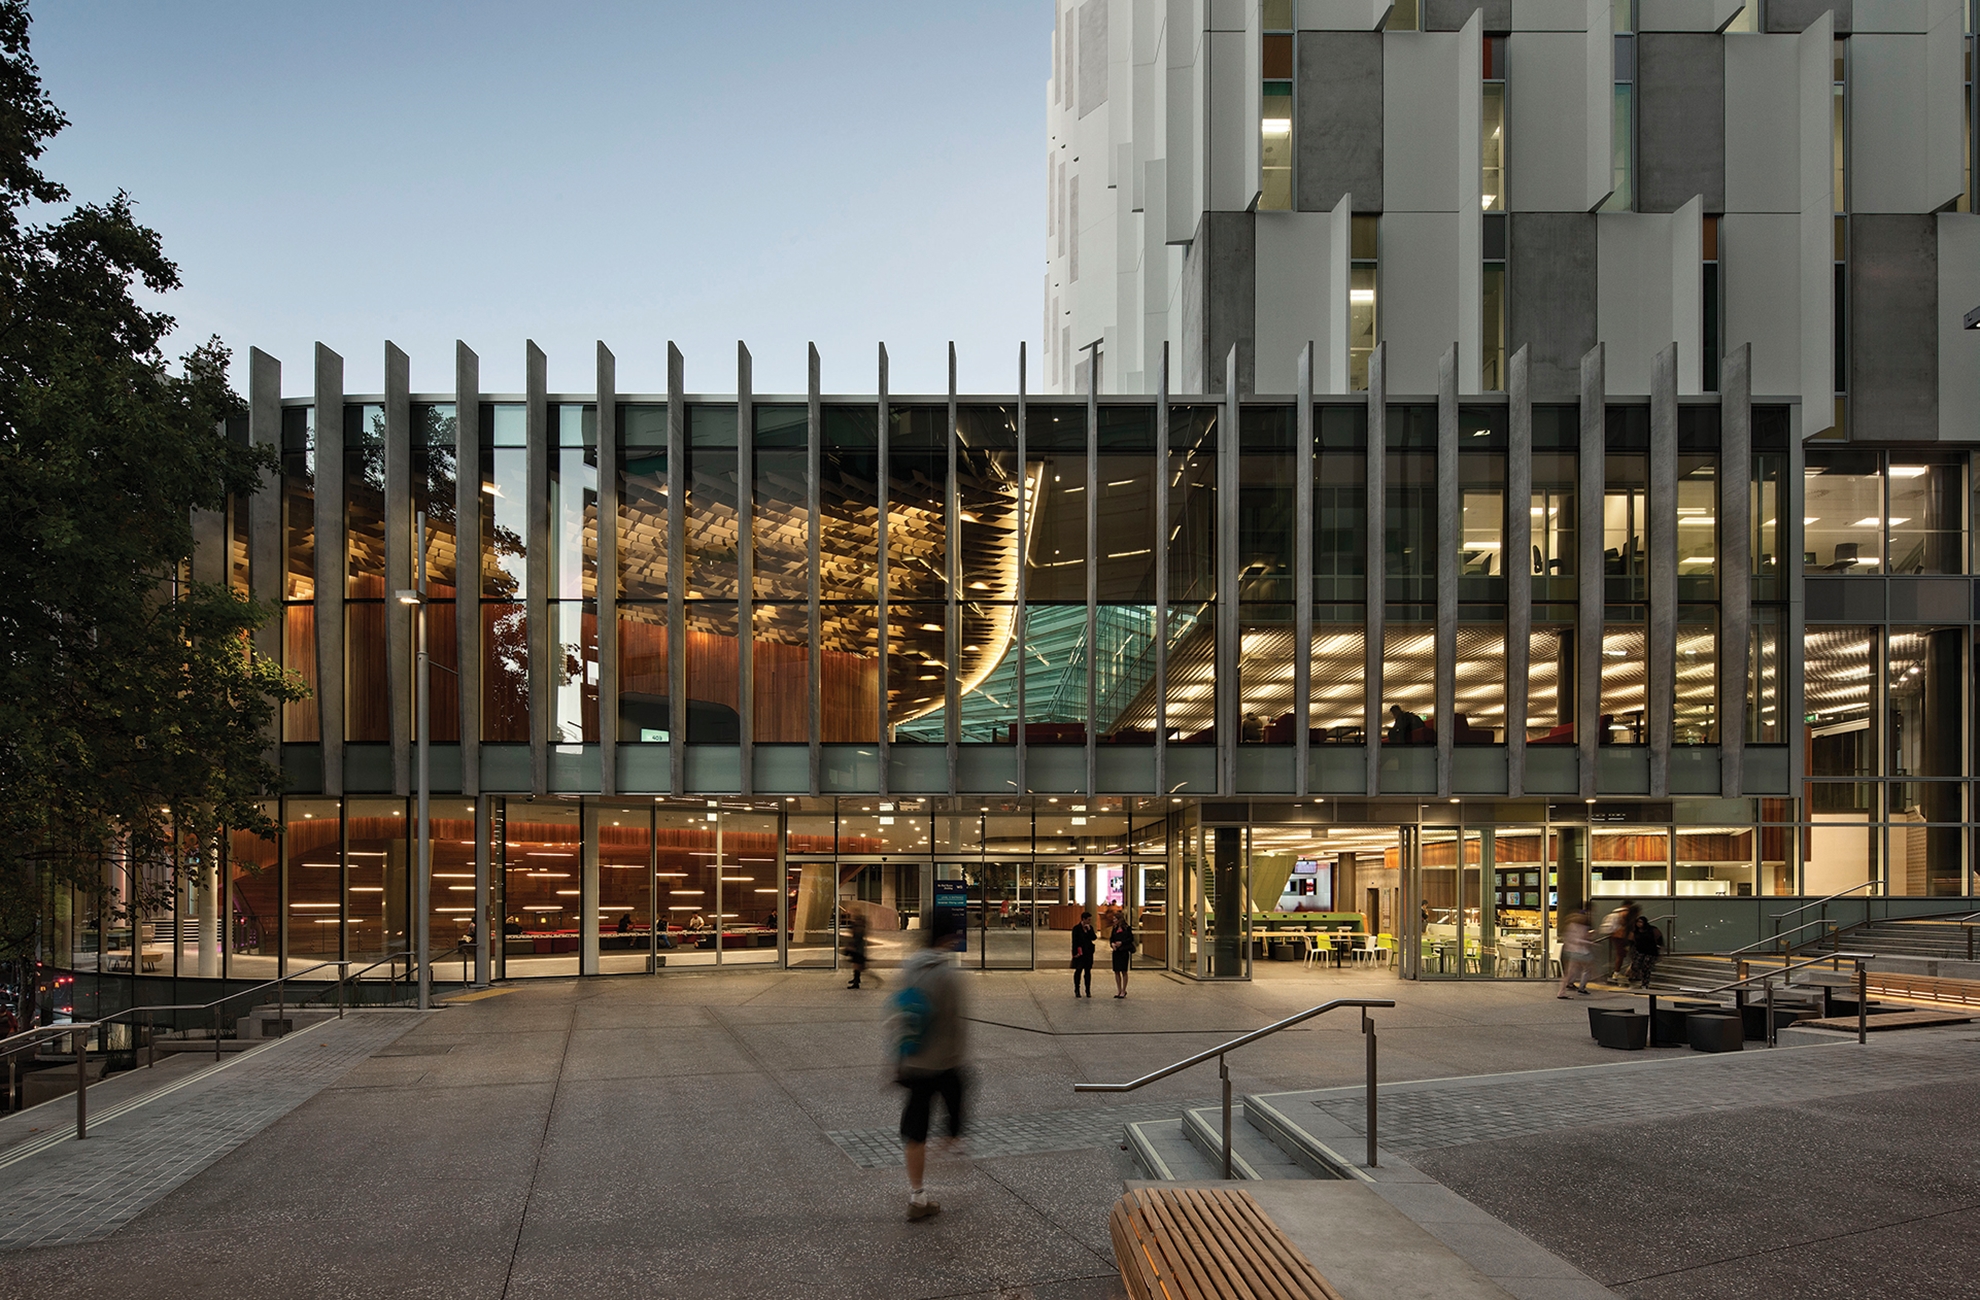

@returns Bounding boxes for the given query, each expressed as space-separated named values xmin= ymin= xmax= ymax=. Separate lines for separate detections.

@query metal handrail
xmin=1722 ymin=916 xmax=1839 ymax=958
xmin=1875 ymin=912 xmax=1980 ymax=961
xmin=1679 ymin=950 xmax=1879 ymax=1046
xmin=1773 ymin=880 xmax=1877 ymax=924
xmin=1072 ymin=997 xmax=1395 ymax=1177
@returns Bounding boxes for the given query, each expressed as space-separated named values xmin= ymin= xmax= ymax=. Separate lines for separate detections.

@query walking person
xmin=1601 ymin=901 xmax=1634 ymax=985
xmin=1070 ymin=910 xmax=1097 ymax=997
xmin=1629 ymin=914 xmax=1665 ymax=988
xmin=844 ymin=911 xmax=871 ymax=989
xmin=892 ymin=918 xmax=968 ymax=1221
xmin=1556 ymin=909 xmax=1593 ymax=998
xmin=1109 ymin=912 xmax=1135 ymax=998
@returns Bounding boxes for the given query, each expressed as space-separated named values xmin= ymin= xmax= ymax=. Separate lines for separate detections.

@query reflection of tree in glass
xmin=487 ymin=605 xmax=529 ymax=738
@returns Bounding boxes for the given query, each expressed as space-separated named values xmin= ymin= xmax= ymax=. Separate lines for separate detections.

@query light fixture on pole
xmin=395 ymin=510 xmax=431 ymax=1012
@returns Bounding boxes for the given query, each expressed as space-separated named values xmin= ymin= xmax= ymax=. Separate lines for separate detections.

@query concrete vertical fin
xmin=1505 ymin=345 xmax=1533 ymax=798
xmin=1295 ymin=341 xmax=1315 ymax=797
xmin=1016 ymin=341 xmax=1029 ymax=798
xmin=667 ymin=343 xmax=686 ymax=797
xmin=1219 ymin=346 xmax=1241 ymax=796
xmin=597 ymin=342 xmax=619 ymax=795
xmin=1576 ymin=344 xmax=1605 ymax=799
xmin=454 ymin=342 xmax=481 ymax=796
xmin=946 ymin=342 xmax=961 ymax=795
xmin=1153 ymin=340 xmax=1169 ymax=802
xmin=314 ymin=344 xmax=345 ymax=796
xmin=1435 ymin=343 xmax=1459 ymax=800
xmin=1648 ymin=343 xmax=1678 ymax=799
xmin=807 ymin=344 xmax=823 ymax=795
xmin=1719 ymin=343 xmax=1752 ymax=797
xmin=524 ymin=340 xmax=549 ymax=796
xmin=248 ymin=348 xmax=283 ymax=760
xmin=1365 ymin=343 xmax=1387 ymax=798
xmin=384 ymin=342 xmax=412 ymax=797
xmin=876 ymin=343 xmax=891 ymax=796
xmin=737 ymin=342 xmax=755 ymax=796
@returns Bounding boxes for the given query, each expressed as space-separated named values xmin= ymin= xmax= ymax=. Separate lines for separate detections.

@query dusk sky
xmin=29 ymin=1 xmax=1049 ymax=396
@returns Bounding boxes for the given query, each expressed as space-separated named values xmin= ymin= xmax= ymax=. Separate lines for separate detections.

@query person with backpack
xmin=1629 ymin=914 xmax=1665 ymax=988
xmin=891 ymin=917 xmax=968 ymax=1221
xmin=1070 ymin=910 xmax=1097 ymax=998
xmin=1109 ymin=913 xmax=1136 ymax=998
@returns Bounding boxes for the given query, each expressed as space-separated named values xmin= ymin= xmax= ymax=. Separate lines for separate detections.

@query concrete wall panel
xmin=1638 ymin=34 xmax=1725 ymax=212
xmin=1297 ymin=31 xmax=1383 ymax=212
xmin=1255 ymin=206 xmax=1348 ymax=393
xmin=1383 ymin=31 xmax=1462 ymax=213
xmin=1379 ymin=211 xmax=1475 ymax=392
xmin=1936 ymin=214 xmax=1980 ymax=441
xmin=1207 ymin=29 xmax=1254 ymax=211
xmin=1297 ymin=0 xmax=1392 ymax=29
xmin=1166 ymin=55 xmax=1203 ymax=243
xmin=1638 ymin=0 xmax=1745 ymax=29
xmin=1507 ymin=212 xmax=1598 ymax=399
xmin=1853 ymin=0 xmax=1958 ymax=32
xmin=1507 ymin=23 xmax=1609 ymax=211
xmin=1597 ymin=213 xmax=1676 ymax=395
xmin=1849 ymin=36 xmax=1935 ymax=212
xmin=1721 ymin=213 xmax=1803 ymax=398
xmin=1767 ymin=0 xmax=1851 ymax=31
xmin=1849 ymin=214 xmax=1939 ymax=440
xmin=1799 ymin=193 xmax=1835 ymax=433
xmin=1427 ymin=0 xmax=1513 ymax=29
xmin=1724 ymin=35 xmax=1803 ymax=213
xmin=1078 ymin=0 xmax=1110 ymax=117
xmin=1510 ymin=0 xmax=1593 ymax=28
xmin=1203 ymin=209 xmax=1256 ymax=392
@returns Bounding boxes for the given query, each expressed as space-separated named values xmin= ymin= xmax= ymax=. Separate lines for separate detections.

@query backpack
xmin=890 ymin=983 xmax=932 ymax=1061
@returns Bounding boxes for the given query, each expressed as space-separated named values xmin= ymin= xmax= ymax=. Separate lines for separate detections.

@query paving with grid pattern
xmin=827 ymin=1094 xmax=1221 ymax=1168
xmin=0 ymin=1013 xmax=422 ymax=1251
xmin=1297 ymin=1034 xmax=1980 ymax=1155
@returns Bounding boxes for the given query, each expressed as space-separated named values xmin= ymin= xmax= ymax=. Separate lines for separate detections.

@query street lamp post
xmin=396 ymin=512 xmax=432 ymax=1012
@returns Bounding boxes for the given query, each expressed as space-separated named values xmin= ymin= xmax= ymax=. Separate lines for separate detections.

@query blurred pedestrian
xmin=1557 ymin=909 xmax=1592 ymax=998
xmin=1070 ymin=911 xmax=1097 ymax=998
xmin=1629 ymin=914 xmax=1664 ymax=988
xmin=1109 ymin=913 xmax=1136 ymax=998
xmin=1601 ymin=901 xmax=1634 ymax=984
xmin=891 ymin=917 xmax=968 ymax=1221
xmin=845 ymin=911 xmax=871 ymax=989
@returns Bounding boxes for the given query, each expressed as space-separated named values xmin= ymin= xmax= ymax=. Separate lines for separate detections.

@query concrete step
xmin=1123 ymin=1118 xmax=1226 ymax=1181
xmin=1241 ymin=1092 xmax=1362 ymax=1180
xmin=1182 ymin=1105 xmax=1317 ymax=1180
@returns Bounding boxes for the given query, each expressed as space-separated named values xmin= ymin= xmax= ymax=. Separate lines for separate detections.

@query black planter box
xmin=1686 ymin=1012 xmax=1745 ymax=1053
xmin=1594 ymin=1011 xmax=1648 ymax=1050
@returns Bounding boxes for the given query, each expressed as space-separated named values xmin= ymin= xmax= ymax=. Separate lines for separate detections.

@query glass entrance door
xmin=973 ymin=859 xmax=1033 ymax=969
xmin=1416 ymin=827 xmax=1461 ymax=977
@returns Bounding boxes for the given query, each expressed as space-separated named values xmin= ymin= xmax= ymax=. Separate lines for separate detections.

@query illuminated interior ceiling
xmin=1805 ymin=627 xmax=1873 ymax=731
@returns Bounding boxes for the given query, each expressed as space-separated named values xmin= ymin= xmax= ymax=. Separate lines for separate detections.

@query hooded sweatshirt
xmin=894 ymin=945 xmax=966 ymax=1075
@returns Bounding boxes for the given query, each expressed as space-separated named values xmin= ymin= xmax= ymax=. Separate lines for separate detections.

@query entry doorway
xmin=1404 ymin=823 xmax=1560 ymax=980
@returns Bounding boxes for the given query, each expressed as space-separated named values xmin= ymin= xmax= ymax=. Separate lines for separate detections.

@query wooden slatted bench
xmin=1865 ymin=971 xmax=1980 ymax=1009
xmin=1109 ymin=1186 xmax=1345 ymax=1300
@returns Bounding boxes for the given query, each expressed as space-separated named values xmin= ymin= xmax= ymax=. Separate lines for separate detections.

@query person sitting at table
xmin=616 ymin=912 xmax=633 ymax=935
xmin=686 ymin=913 xmax=707 ymax=932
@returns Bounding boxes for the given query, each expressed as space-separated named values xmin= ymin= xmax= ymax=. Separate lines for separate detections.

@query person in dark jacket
xmin=1070 ymin=911 xmax=1097 ymax=998
xmin=845 ymin=911 xmax=871 ymax=989
xmin=1629 ymin=915 xmax=1664 ymax=988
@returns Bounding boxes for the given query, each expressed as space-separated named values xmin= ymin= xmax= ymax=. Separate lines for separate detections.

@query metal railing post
xmin=1856 ymin=960 xmax=1868 ymax=1045
xmin=337 ymin=963 xmax=346 ymax=1018
xmin=1363 ymin=1008 xmax=1378 ymax=1168
xmin=215 ymin=1004 xmax=223 ymax=1061
xmin=74 ymin=1028 xmax=87 ymax=1139
xmin=1219 ymin=1057 xmax=1233 ymax=1180
xmin=277 ymin=979 xmax=284 ymax=1038
xmin=1764 ymin=981 xmax=1775 ymax=1048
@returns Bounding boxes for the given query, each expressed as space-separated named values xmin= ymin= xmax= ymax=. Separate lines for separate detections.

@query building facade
xmin=44 ymin=1 xmax=1980 ymax=993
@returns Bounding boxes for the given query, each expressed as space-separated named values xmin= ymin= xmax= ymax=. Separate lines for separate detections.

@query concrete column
xmin=580 ymin=802 xmax=600 ymax=976
xmin=877 ymin=344 xmax=891 ymax=792
xmin=807 ymin=345 xmax=823 ymax=795
xmin=314 ymin=346 xmax=346 ymax=793
xmin=1785 ymin=390 xmax=1808 ymax=828
xmin=1719 ymin=344 xmax=1752 ymax=797
xmin=1365 ymin=344 xmax=1387 ymax=796
xmin=454 ymin=343 xmax=482 ymax=797
xmin=1435 ymin=345 xmax=1459 ymax=799
xmin=1577 ymin=345 xmax=1605 ymax=799
xmin=1086 ymin=345 xmax=1100 ymax=795
xmin=385 ymin=342 xmax=412 ymax=797
xmin=1153 ymin=343 xmax=1170 ymax=799
xmin=667 ymin=344 xmax=686 ymax=796
xmin=191 ymin=505 xmax=225 ymax=585
xmin=1295 ymin=343 xmax=1314 ymax=797
xmin=1218 ymin=347 xmax=1241 ymax=795
xmin=525 ymin=341 xmax=549 ymax=796
xmin=946 ymin=345 xmax=961 ymax=793
xmin=1648 ymin=344 xmax=1678 ymax=799
xmin=1016 ymin=344 xmax=1029 ymax=796
xmin=248 ymin=349 xmax=283 ymax=757
xmin=1506 ymin=346 xmax=1533 ymax=797
xmin=737 ymin=343 xmax=755 ymax=795
xmin=597 ymin=343 xmax=619 ymax=796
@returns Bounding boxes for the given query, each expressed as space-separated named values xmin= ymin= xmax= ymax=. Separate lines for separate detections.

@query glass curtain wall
xmin=955 ymin=406 xmax=1022 ymax=747
xmin=617 ymin=404 xmax=669 ymax=742
xmin=1602 ymin=408 xmax=1649 ymax=744
xmin=685 ymin=405 xmax=740 ymax=743
xmin=885 ymin=406 xmax=950 ymax=748
xmin=282 ymin=407 xmax=318 ymax=742
xmin=413 ymin=404 xmax=461 ymax=741
xmin=345 ymin=404 xmax=388 ymax=742
xmin=1528 ymin=407 xmax=1577 ymax=746
xmin=1238 ymin=406 xmax=1296 ymax=744
xmin=1023 ymin=404 xmax=1088 ymax=746
xmin=819 ymin=405 xmax=881 ymax=743
xmin=1456 ymin=408 xmax=1506 ymax=743
xmin=1676 ymin=408 xmax=1719 ymax=743
xmin=550 ymin=405 xmax=599 ymax=743
xmin=1168 ymin=406 xmax=1218 ymax=745
xmin=1095 ymin=406 xmax=1159 ymax=744
xmin=1312 ymin=405 xmax=1367 ymax=741
xmin=481 ymin=404 xmax=529 ymax=741
xmin=751 ymin=404 xmax=810 ymax=745
xmin=1383 ymin=407 xmax=1435 ymax=775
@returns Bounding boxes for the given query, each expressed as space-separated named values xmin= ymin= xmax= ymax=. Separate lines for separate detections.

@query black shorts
xmin=898 ymin=1068 xmax=966 ymax=1144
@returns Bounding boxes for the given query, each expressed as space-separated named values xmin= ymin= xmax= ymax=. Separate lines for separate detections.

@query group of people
xmin=1556 ymin=899 xmax=1664 ymax=996
xmin=1069 ymin=906 xmax=1137 ymax=998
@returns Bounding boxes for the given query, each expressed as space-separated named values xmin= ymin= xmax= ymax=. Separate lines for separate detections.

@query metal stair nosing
xmin=1240 ymin=1093 xmax=1370 ymax=1182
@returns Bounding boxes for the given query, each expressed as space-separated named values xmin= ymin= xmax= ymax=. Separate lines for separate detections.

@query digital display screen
xmin=1292 ymin=859 xmax=1319 ymax=874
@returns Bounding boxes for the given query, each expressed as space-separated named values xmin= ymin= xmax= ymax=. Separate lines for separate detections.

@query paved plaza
xmin=0 ymin=965 xmax=1971 ymax=1298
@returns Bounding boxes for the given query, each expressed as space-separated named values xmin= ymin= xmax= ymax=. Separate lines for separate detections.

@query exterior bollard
xmin=74 ymin=1028 xmax=88 ymax=1139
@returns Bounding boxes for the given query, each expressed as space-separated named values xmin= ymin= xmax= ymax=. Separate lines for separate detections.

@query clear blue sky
xmin=29 ymin=1 xmax=1049 ymax=397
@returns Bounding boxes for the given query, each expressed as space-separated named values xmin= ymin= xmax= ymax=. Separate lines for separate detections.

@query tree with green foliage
xmin=0 ymin=0 xmax=303 ymax=1024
